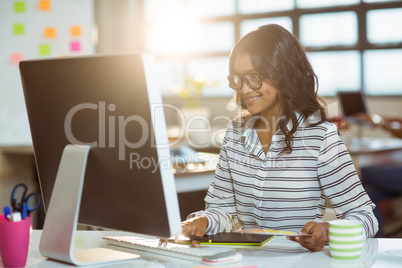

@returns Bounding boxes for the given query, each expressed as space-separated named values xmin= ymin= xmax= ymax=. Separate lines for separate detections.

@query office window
xmin=187 ymin=57 xmax=232 ymax=96
xmin=240 ymin=17 xmax=293 ymax=37
xmin=364 ymin=49 xmax=402 ymax=95
xmin=146 ymin=21 xmax=233 ymax=54
xmin=154 ymin=60 xmax=185 ymax=96
xmin=143 ymin=0 xmax=402 ymax=96
xmin=367 ymin=8 xmax=402 ymax=44
xmin=363 ymin=0 xmax=401 ymax=3
xmin=187 ymin=0 xmax=235 ymax=18
xmin=308 ymin=51 xmax=361 ymax=96
xmin=153 ymin=58 xmax=231 ymax=97
xmin=300 ymin=12 xmax=358 ymax=47
xmin=145 ymin=0 xmax=193 ymax=55
xmin=238 ymin=0 xmax=294 ymax=14
xmin=297 ymin=0 xmax=359 ymax=8
xmin=144 ymin=0 xmax=182 ymax=23
xmin=188 ymin=22 xmax=234 ymax=53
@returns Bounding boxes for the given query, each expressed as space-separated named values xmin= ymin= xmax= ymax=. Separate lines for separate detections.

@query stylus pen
xmin=182 ymin=234 xmax=212 ymax=243
xmin=21 ymin=203 xmax=28 ymax=219
xmin=3 ymin=206 xmax=11 ymax=222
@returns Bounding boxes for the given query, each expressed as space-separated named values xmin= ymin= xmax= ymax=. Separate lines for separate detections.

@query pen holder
xmin=0 ymin=215 xmax=31 ymax=267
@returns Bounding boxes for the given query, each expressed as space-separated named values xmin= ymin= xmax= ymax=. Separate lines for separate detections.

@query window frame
xmin=142 ymin=0 xmax=402 ymax=97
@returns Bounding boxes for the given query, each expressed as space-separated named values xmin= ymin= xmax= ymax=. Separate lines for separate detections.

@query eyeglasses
xmin=227 ymin=74 xmax=264 ymax=91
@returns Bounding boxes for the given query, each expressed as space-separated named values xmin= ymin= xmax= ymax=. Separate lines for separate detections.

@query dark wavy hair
xmin=229 ymin=24 xmax=328 ymax=153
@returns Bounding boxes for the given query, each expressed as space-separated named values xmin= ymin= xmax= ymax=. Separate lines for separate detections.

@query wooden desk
xmin=18 ymin=230 xmax=402 ymax=267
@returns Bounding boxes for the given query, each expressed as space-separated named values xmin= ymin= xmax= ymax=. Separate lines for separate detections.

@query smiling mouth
xmin=244 ymin=95 xmax=261 ymax=105
xmin=247 ymin=96 xmax=260 ymax=101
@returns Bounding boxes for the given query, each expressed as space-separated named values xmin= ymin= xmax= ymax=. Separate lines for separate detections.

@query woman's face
xmin=234 ymin=53 xmax=280 ymax=119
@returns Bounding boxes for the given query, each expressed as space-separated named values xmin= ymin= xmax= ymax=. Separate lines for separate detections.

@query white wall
xmin=0 ymin=0 xmax=94 ymax=145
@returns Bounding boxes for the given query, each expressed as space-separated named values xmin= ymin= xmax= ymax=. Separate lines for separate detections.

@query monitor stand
xmin=39 ymin=145 xmax=140 ymax=266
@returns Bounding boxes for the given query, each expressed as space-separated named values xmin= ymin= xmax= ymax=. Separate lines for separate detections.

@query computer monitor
xmin=19 ymin=53 xmax=182 ymax=265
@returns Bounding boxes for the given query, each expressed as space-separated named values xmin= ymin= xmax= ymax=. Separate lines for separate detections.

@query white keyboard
xmin=102 ymin=236 xmax=235 ymax=262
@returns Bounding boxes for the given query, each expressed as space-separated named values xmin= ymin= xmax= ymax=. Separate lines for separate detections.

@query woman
xmin=180 ymin=24 xmax=378 ymax=252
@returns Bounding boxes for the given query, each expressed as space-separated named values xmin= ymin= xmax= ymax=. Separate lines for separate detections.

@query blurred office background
xmin=94 ymin=0 xmax=402 ymax=140
xmin=0 ymin=0 xmax=402 ymax=236
xmin=97 ymin=0 xmax=402 ymax=98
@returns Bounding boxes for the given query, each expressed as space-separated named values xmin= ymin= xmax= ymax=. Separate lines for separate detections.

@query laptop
xmin=337 ymin=91 xmax=368 ymax=118
xmin=336 ymin=91 xmax=374 ymax=125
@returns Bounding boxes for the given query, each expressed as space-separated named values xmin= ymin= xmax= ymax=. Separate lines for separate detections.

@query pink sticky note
xmin=70 ymin=41 xmax=81 ymax=52
xmin=10 ymin=53 xmax=23 ymax=64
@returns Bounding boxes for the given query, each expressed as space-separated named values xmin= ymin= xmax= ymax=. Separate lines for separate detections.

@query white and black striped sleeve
xmin=202 ymin=129 xmax=239 ymax=234
xmin=317 ymin=123 xmax=379 ymax=238
xmin=185 ymin=125 xmax=238 ymax=234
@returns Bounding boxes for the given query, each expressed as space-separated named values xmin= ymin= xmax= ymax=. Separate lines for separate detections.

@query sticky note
xmin=38 ymin=0 xmax=51 ymax=11
xmin=13 ymin=23 xmax=24 ymax=35
xmin=70 ymin=41 xmax=81 ymax=52
xmin=70 ymin=26 xmax=81 ymax=37
xmin=10 ymin=53 xmax=24 ymax=64
xmin=44 ymin=27 xmax=56 ymax=38
xmin=14 ymin=1 xmax=26 ymax=13
xmin=39 ymin=44 xmax=51 ymax=56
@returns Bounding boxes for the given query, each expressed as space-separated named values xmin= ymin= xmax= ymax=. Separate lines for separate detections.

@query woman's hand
xmin=286 ymin=222 xmax=329 ymax=252
xmin=181 ymin=216 xmax=209 ymax=247
xmin=158 ymin=216 xmax=209 ymax=248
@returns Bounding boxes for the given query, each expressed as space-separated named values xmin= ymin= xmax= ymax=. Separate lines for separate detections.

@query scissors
xmin=10 ymin=183 xmax=41 ymax=218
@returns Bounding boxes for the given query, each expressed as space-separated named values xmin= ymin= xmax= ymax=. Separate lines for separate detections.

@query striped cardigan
xmin=190 ymin=113 xmax=378 ymax=238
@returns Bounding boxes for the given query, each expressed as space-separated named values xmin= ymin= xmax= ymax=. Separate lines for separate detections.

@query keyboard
xmin=102 ymin=235 xmax=235 ymax=262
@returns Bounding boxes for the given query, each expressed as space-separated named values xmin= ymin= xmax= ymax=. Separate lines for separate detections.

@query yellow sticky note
xmin=14 ymin=1 xmax=26 ymax=13
xmin=39 ymin=44 xmax=51 ymax=56
xmin=38 ymin=0 xmax=51 ymax=11
xmin=13 ymin=23 xmax=24 ymax=35
xmin=44 ymin=27 xmax=56 ymax=38
xmin=70 ymin=26 xmax=81 ymax=37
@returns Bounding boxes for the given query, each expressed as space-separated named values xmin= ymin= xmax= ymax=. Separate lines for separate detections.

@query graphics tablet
xmin=170 ymin=232 xmax=274 ymax=247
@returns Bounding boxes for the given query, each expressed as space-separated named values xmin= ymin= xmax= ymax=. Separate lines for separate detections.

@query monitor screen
xmin=20 ymin=54 xmax=181 ymax=238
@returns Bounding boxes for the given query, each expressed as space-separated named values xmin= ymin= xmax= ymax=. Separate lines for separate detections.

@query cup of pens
xmin=0 ymin=214 xmax=32 ymax=267
xmin=0 ymin=183 xmax=40 ymax=267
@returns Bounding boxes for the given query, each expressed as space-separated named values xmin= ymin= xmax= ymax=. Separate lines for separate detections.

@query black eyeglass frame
xmin=227 ymin=74 xmax=264 ymax=91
